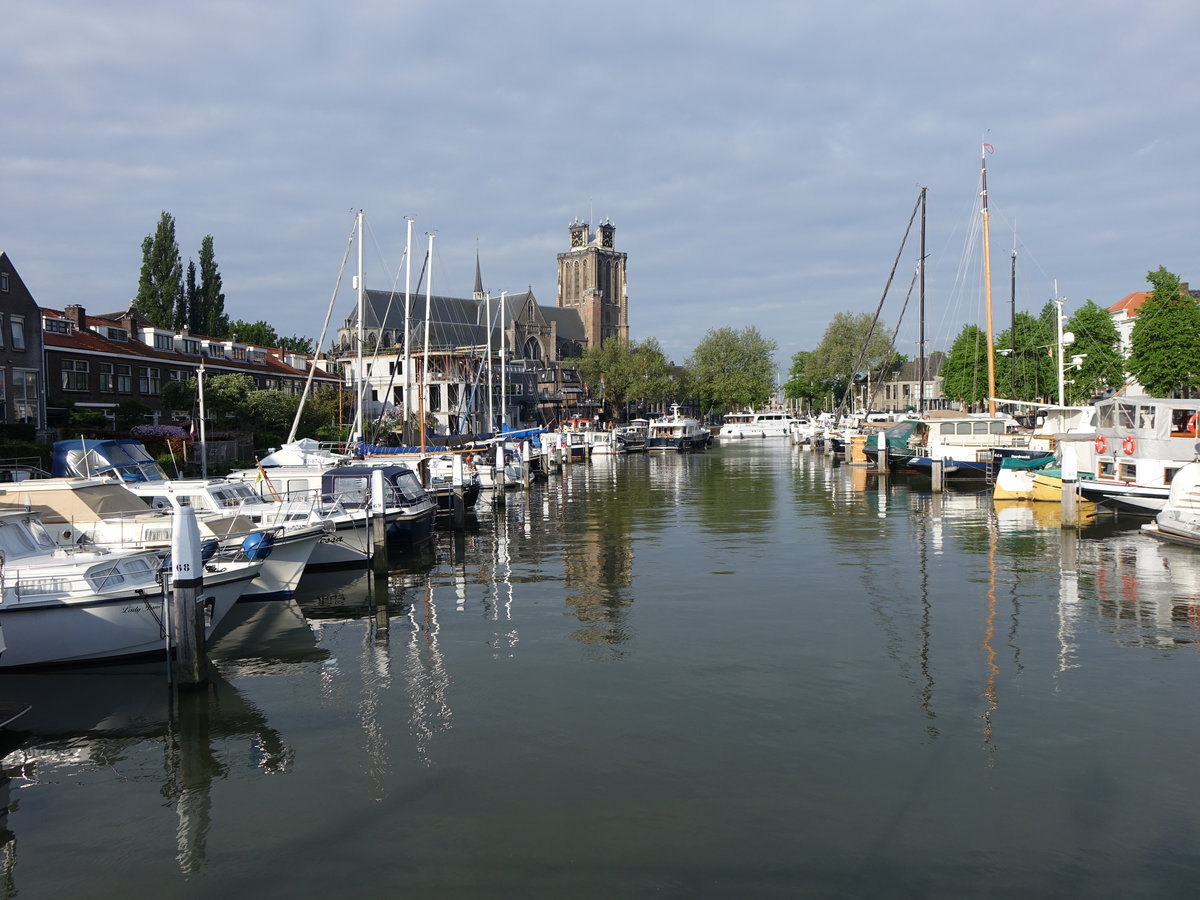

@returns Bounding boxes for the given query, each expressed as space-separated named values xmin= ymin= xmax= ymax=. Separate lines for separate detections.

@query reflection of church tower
xmin=556 ymin=219 xmax=629 ymax=349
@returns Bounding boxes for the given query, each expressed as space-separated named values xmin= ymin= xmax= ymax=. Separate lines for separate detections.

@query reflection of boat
xmin=0 ymin=509 xmax=259 ymax=668
xmin=208 ymin=597 xmax=327 ymax=664
xmin=1078 ymin=395 xmax=1200 ymax=513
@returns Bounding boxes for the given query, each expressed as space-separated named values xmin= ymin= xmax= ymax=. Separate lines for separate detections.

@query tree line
xmin=136 ymin=211 xmax=313 ymax=353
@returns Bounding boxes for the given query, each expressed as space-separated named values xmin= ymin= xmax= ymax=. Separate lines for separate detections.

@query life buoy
xmin=1188 ymin=413 xmax=1199 ymax=434
xmin=1094 ymin=436 xmax=1108 ymax=454
xmin=1122 ymin=436 xmax=1136 ymax=455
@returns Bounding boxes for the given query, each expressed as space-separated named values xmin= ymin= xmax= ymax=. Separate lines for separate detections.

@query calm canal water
xmin=2 ymin=442 xmax=1200 ymax=898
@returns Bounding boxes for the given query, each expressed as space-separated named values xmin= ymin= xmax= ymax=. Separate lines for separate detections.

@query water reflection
xmin=0 ymin=663 xmax=288 ymax=884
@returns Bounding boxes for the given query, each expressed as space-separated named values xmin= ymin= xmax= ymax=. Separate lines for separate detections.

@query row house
xmin=42 ymin=303 xmax=338 ymax=430
xmin=0 ymin=252 xmax=48 ymax=431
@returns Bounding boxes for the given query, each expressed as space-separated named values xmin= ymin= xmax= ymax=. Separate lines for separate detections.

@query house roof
xmin=1109 ymin=287 xmax=1200 ymax=318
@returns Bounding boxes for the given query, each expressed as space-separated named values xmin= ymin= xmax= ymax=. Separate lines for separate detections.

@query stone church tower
xmin=555 ymin=219 xmax=629 ymax=349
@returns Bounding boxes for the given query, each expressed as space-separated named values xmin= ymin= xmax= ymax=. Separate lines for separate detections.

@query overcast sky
xmin=5 ymin=1 xmax=1197 ymax=370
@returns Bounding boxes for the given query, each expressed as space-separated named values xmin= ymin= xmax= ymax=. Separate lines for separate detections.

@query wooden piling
xmin=169 ymin=505 xmax=208 ymax=687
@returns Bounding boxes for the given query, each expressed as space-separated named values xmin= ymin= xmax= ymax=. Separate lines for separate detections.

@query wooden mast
xmin=980 ymin=143 xmax=997 ymax=417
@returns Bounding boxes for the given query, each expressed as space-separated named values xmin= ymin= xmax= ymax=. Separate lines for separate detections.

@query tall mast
xmin=980 ymin=144 xmax=997 ymax=416
xmin=485 ymin=291 xmax=494 ymax=432
xmin=1010 ymin=239 xmax=1017 ymax=402
xmin=403 ymin=216 xmax=414 ymax=445
xmin=422 ymin=233 xmax=434 ymax=453
xmin=918 ymin=186 xmax=927 ymax=415
xmin=499 ymin=291 xmax=508 ymax=429
xmin=352 ymin=209 xmax=365 ymax=444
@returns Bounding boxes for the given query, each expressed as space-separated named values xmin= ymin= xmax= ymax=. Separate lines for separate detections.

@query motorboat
xmin=1142 ymin=460 xmax=1200 ymax=547
xmin=902 ymin=412 xmax=1053 ymax=480
xmin=717 ymin=409 xmax=798 ymax=439
xmin=1077 ymin=395 xmax=1200 ymax=513
xmin=0 ymin=508 xmax=259 ymax=667
xmin=646 ymin=405 xmax=712 ymax=452
xmin=0 ymin=475 xmax=316 ymax=602
xmin=613 ymin=420 xmax=649 ymax=453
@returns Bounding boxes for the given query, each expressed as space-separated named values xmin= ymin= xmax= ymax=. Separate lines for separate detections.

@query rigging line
xmin=834 ymin=188 xmax=923 ymax=418
xmin=286 ymin=212 xmax=357 ymax=444
xmin=866 ymin=266 xmax=919 ymax=411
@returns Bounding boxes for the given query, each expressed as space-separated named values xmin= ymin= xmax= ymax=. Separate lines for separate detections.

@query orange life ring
xmin=1122 ymin=436 xmax=1136 ymax=455
xmin=1189 ymin=413 xmax=1199 ymax=434
xmin=1094 ymin=435 xmax=1108 ymax=453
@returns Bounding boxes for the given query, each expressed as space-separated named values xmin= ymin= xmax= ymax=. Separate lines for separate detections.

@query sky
xmin=5 ymin=1 xmax=1198 ymax=370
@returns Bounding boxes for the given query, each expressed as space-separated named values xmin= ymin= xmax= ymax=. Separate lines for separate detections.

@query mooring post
xmin=170 ymin=505 xmax=208 ymax=687
xmin=1060 ymin=448 xmax=1079 ymax=529
xmin=451 ymin=453 xmax=466 ymax=529
xmin=521 ymin=440 xmax=532 ymax=491
xmin=370 ymin=468 xmax=388 ymax=576
xmin=876 ymin=429 xmax=888 ymax=474
xmin=931 ymin=459 xmax=944 ymax=493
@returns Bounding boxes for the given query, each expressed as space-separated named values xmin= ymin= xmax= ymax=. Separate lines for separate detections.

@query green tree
xmin=1064 ymin=299 xmax=1124 ymax=404
xmin=1127 ymin=266 xmax=1200 ymax=397
xmin=686 ymin=326 xmax=777 ymax=416
xmin=197 ymin=235 xmax=228 ymax=337
xmin=574 ymin=337 xmax=672 ymax=419
xmin=227 ymin=319 xmax=280 ymax=347
xmin=783 ymin=350 xmax=824 ymax=411
xmin=277 ymin=334 xmax=315 ymax=354
xmin=180 ymin=259 xmax=197 ymax=332
xmin=135 ymin=212 xmax=183 ymax=328
xmin=804 ymin=312 xmax=894 ymax=408
xmin=939 ymin=324 xmax=990 ymax=407
xmin=994 ymin=309 xmax=1054 ymax=402
xmin=204 ymin=373 xmax=255 ymax=427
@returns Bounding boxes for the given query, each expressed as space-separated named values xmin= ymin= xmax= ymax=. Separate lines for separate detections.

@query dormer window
xmin=183 ymin=338 xmax=200 ymax=354
xmin=45 ymin=318 xmax=71 ymax=334
xmin=105 ymin=326 xmax=128 ymax=342
xmin=154 ymin=334 xmax=174 ymax=351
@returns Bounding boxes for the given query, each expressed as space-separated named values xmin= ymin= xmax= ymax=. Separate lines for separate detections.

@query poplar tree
xmin=135 ymin=212 xmax=183 ymax=329
xmin=197 ymin=235 xmax=228 ymax=337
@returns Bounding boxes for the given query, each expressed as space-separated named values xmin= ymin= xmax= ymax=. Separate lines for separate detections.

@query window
xmin=169 ymin=370 xmax=181 ymax=382
xmin=183 ymin=338 xmax=200 ymax=354
xmin=0 ymin=371 xmax=6 ymax=420
xmin=104 ymin=327 xmax=128 ymax=342
xmin=13 ymin=370 xmax=38 ymax=427
xmin=232 ymin=346 xmax=246 ymax=361
xmin=62 ymin=359 xmax=90 ymax=391
xmin=138 ymin=367 xmax=161 ymax=393
xmin=116 ymin=364 xmax=132 ymax=393
xmin=99 ymin=363 xmax=115 ymax=393
xmin=45 ymin=318 xmax=71 ymax=334
xmin=207 ymin=344 xmax=225 ymax=358
xmin=155 ymin=334 xmax=174 ymax=351
xmin=9 ymin=316 xmax=25 ymax=351
xmin=0 ymin=272 xmax=8 ymax=292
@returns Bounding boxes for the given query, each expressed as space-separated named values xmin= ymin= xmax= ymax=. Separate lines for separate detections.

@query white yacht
xmin=717 ymin=409 xmax=798 ymax=439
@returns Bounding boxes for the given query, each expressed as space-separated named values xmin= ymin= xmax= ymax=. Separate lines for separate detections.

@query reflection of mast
xmin=981 ymin=510 xmax=1000 ymax=760
xmin=915 ymin=496 xmax=937 ymax=735
xmin=404 ymin=573 xmax=454 ymax=766
xmin=357 ymin=580 xmax=393 ymax=791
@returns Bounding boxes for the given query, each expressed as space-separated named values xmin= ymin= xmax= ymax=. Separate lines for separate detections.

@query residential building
xmin=0 ymin=252 xmax=48 ymax=432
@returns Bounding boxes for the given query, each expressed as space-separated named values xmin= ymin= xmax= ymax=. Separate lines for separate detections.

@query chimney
xmin=65 ymin=304 xmax=87 ymax=331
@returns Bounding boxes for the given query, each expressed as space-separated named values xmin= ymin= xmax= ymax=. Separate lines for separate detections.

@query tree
xmin=204 ymin=373 xmax=255 ymax=428
xmin=994 ymin=309 xmax=1054 ymax=402
xmin=1064 ymin=300 xmax=1123 ymax=404
xmin=227 ymin=319 xmax=281 ymax=347
xmin=135 ymin=211 xmax=184 ymax=329
xmin=783 ymin=350 xmax=823 ymax=411
xmin=180 ymin=259 xmax=197 ymax=332
xmin=574 ymin=337 xmax=674 ymax=419
xmin=1127 ymin=266 xmax=1200 ymax=397
xmin=938 ymin=324 xmax=990 ymax=407
xmin=197 ymin=235 xmax=228 ymax=337
xmin=685 ymin=326 xmax=777 ymax=416
xmin=804 ymin=312 xmax=894 ymax=408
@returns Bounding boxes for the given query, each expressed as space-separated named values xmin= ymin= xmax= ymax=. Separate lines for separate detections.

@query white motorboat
xmin=1077 ymin=395 xmax=1200 ymax=513
xmin=718 ymin=409 xmax=798 ymax=439
xmin=646 ymin=405 xmax=712 ymax=452
xmin=1142 ymin=460 xmax=1200 ymax=547
xmin=0 ymin=509 xmax=259 ymax=667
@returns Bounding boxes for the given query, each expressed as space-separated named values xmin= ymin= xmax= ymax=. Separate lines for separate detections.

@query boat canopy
xmin=52 ymin=439 xmax=169 ymax=483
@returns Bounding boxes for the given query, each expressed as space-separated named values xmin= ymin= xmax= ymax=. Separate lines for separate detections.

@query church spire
xmin=472 ymin=240 xmax=484 ymax=301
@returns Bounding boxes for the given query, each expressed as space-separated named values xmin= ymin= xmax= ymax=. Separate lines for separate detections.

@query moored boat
xmin=646 ymin=405 xmax=712 ymax=452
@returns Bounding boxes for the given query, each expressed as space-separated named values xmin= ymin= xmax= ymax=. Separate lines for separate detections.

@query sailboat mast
xmin=499 ymin=290 xmax=508 ymax=429
xmin=918 ymin=186 xmax=927 ymax=416
xmin=980 ymin=144 xmax=997 ymax=417
xmin=403 ymin=216 xmax=414 ymax=444
xmin=422 ymin=233 xmax=434 ymax=453
xmin=486 ymin=291 xmax=494 ymax=432
xmin=352 ymin=209 xmax=365 ymax=444
xmin=1010 ymin=242 xmax=1017 ymax=402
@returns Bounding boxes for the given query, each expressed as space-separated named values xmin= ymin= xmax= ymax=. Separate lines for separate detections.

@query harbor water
xmin=2 ymin=442 xmax=1199 ymax=898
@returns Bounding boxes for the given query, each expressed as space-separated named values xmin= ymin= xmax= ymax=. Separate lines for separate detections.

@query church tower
xmin=555 ymin=218 xmax=629 ymax=349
